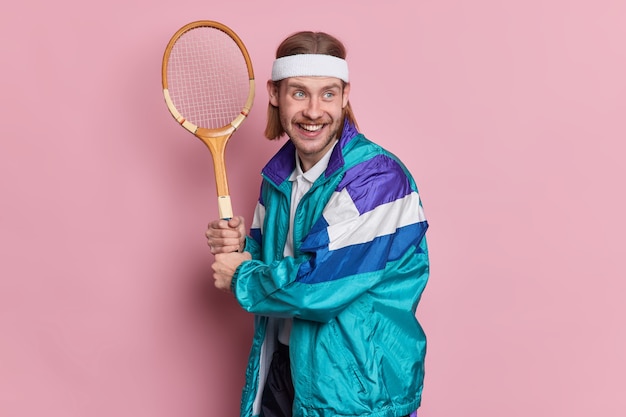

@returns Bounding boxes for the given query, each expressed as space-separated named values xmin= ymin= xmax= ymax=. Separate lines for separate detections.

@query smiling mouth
xmin=298 ymin=123 xmax=325 ymax=132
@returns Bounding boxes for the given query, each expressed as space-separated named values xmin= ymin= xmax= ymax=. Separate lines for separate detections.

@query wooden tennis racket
xmin=162 ymin=21 xmax=255 ymax=219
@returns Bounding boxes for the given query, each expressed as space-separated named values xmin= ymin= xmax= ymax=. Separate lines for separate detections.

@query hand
xmin=212 ymin=251 xmax=252 ymax=292
xmin=206 ymin=216 xmax=246 ymax=254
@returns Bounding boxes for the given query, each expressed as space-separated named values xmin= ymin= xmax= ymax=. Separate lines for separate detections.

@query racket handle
xmin=218 ymin=195 xmax=233 ymax=220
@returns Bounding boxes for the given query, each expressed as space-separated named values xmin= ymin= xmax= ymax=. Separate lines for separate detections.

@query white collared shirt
xmin=278 ymin=141 xmax=338 ymax=345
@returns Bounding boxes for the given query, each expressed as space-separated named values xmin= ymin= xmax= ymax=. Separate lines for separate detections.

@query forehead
xmin=282 ymin=76 xmax=344 ymax=90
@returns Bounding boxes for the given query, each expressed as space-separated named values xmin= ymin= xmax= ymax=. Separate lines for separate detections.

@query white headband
xmin=271 ymin=54 xmax=349 ymax=82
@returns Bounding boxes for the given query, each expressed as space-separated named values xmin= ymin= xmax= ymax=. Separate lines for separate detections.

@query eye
xmin=293 ymin=90 xmax=306 ymax=99
xmin=323 ymin=91 xmax=335 ymax=100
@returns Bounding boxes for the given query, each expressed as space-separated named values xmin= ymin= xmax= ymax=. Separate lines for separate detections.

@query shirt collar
xmin=289 ymin=140 xmax=338 ymax=183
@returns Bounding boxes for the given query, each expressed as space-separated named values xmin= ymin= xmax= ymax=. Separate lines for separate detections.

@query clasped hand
xmin=206 ymin=216 xmax=251 ymax=292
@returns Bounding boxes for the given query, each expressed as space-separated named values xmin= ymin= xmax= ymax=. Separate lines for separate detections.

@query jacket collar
xmin=262 ymin=119 xmax=359 ymax=186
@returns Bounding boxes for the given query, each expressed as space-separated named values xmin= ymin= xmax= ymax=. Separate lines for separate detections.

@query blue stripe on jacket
xmin=297 ymin=220 xmax=428 ymax=284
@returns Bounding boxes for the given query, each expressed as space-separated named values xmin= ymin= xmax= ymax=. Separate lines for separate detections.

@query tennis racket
xmin=162 ymin=20 xmax=255 ymax=219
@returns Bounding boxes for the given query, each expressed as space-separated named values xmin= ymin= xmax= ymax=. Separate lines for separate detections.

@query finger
xmin=212 ymin=245 xmax=240 ymax=254
xmin=212 ymin=239 xmax=238 ymax=252
xmin=213 ymin=273 xmax=229 ymax=291
xmin=207 ymin=218 xmax=232 ymax=232
xmin=206 ymin=229 xmax=240 ymax=250
xmin=215 ymin=279 xmax=231 ymax=292
xmin=207 ymin=219 xmax=222 ymax=230
xmin=208 ymin=227 xmax=240 ymax=240
xmin=211 ymin=262 xmax=233 ymax=292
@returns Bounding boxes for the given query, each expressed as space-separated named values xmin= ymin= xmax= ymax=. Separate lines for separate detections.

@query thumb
xmin=228 ymin=216 xmax=243 ymax=229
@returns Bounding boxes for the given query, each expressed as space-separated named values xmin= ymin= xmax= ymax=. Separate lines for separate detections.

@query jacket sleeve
xmin=242 ymin=235 xmax=261 ymax=260
xmin=243 ymin=197 xmax=267 ymax=261
xmin=232 ymin=154 xmax=429 ymax=322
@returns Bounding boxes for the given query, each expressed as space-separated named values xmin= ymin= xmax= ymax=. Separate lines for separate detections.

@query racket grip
xmin=218 ymin=195 xmax=233 ymax=220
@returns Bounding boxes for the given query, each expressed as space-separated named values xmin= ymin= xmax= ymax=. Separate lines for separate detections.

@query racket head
xmin=161 ymin=21 xmax=255 ymax=219
xmin=162 ymin=21 xmax=255 ymax=137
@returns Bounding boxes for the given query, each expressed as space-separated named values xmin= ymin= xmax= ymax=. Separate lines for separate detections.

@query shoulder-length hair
xmin=264 ymin=31 xmax=358 ymax=140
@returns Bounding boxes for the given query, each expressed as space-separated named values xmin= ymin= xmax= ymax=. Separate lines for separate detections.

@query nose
xmin=302 ymin=98 xmax=322 ymax=120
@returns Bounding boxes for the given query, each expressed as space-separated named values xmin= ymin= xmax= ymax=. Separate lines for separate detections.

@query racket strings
xmin=167 ymin=26 xmax=250 ymax=129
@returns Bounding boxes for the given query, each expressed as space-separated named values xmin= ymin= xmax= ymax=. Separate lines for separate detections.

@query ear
xmin=267 ymin=80 xmax=279 ymax=107
xmin=342 ymin=83 xmax=351 ymax=108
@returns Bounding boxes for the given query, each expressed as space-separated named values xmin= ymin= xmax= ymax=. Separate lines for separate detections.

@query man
xmin=206 ymin=31 xmax=429 ymax=417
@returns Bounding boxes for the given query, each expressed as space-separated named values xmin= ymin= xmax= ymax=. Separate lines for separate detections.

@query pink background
xmin=1 ymin=1 xmax=624 ymax=416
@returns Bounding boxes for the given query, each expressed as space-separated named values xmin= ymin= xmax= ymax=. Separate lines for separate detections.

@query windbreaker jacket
xmin=233 ymin=122 xmax=429 ymax=417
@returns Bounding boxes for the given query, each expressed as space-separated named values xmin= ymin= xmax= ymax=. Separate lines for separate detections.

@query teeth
xmin=300 ymin=124 xmax=323 ymax=132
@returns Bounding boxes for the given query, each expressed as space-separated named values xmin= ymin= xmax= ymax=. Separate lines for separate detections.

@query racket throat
xmin=200 ymin=133 xmax=233 ymax=220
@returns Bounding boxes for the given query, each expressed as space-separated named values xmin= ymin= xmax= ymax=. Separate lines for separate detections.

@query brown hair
xmin=264 ymin=31 xmax=358 ymax=140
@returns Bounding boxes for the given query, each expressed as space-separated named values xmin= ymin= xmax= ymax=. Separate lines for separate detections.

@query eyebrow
xmin=285 ymin=80 xmax=343 ymax=91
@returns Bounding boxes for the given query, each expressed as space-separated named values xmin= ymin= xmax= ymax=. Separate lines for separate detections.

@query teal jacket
xmin=233 ymin=122 xmax=429 ymax=417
